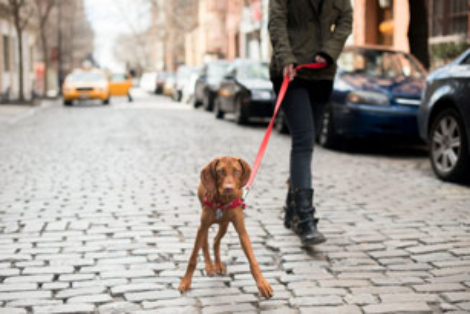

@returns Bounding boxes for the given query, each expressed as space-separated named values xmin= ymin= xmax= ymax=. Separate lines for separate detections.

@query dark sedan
xmin=314 ymin=46 xmax=427 ymax=147
xmin=418 ymin=49 xmax=470 ymax=183
xmin=194 ymin=60 xmax=230 ymax=111
xmin=214 ymin=60 xmax=275 ymax=124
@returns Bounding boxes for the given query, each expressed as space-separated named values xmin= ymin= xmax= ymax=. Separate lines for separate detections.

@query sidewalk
xmin=0 ymin=100 xmax=55 ymax=125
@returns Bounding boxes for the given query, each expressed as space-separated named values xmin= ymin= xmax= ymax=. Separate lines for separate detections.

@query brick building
xmin=184 ymin=0 xmax=270 ymax=66
xmin=185 ymin=0 xmax=225 ymax=66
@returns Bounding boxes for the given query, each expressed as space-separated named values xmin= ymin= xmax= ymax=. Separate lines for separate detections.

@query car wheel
xmin=172 ymin=90 xmax=181 ymax=102
xmin=193 ymin=95 xmax=202 ymax=108
xmin=235 ymin=97 xmax=249 ymax=125
xmin=63 ymin=100 xmax=73 ymax=106
xmin=275 ymin=110 xmax=289 ymax=134
xmin=102 ymin=98 xmax=110 ymax=105
xmin=214 ymin=97 xmax=225 ymax=120
xmin=203 ymin=91 xmax=213 ymax=111
xmin=429 ymin=108 xmax=470 ymax=183
xmin=318 ymin=103 xmax=340 ymax=149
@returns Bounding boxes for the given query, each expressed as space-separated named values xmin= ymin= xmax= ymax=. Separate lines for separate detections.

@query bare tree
xmin=58 ymin=0 xmax=94 ymax=75
xmin=113 ymin=32 xmax=151 ymax=73
xmin=408 ymin=0 xmax=430 ymax=69
xmin=34 ymin=0 xmax=55 ymax=97
xmin=112 ymin=0 xmax=155 ymax=70
xmin=5 ymin=0 xmax=35 ymax=101
xmin=150 ymin=0 xmax=199 ymax=70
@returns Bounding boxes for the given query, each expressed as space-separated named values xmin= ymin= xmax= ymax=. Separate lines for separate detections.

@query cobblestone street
xmin=0 ymin=91 xmax=470 ymax=314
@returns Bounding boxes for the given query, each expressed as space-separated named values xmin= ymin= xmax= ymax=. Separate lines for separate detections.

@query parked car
xmin=172 ymin=66 xmax=200 ymax=102
xmin=183 ymin=69 xmax=202 ymax=104
xmin=62 ymin=69 xmax=110 ymax=106
xmin=156 ymin=72 xmax=170 ymax=94
xmin=215 ymin=59 xmax=275 ymax=124
xmin=108 ymin=73 xmax=133 ymax=102
xmin=418 ymin=49 xmax=470 ymax=183
xmin=140 ymin=72 xmax=158 ymax=93
xmin=302 ymin=46 xmax=426 ymax=148
xmin=194 ymin=60 xmax=230 ymax=110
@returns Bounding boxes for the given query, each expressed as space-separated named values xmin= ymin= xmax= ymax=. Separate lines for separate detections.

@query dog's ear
xmin=238 ymin=158 xmax=252 ymax=187
xmin=201 ymin=158 xmax=219 ymax=197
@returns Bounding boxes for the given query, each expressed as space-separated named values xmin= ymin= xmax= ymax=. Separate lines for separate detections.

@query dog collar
xmin=203 ymin=198 xmax=246 ymax=210
xmin=203 ymin=198 xmax=246 ymax=219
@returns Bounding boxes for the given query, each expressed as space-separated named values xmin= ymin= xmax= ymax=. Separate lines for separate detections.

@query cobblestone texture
xmin=0 ymin=92 xmax=469 ymax=313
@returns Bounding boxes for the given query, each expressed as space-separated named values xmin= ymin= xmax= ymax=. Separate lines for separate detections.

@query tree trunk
xmin=40 ymin=28 xmax=49 ymax=97
xmin=14 ymin=24 xmax=25 ymax=101
xmin=408 ymin=0 xmax=430 ymax=69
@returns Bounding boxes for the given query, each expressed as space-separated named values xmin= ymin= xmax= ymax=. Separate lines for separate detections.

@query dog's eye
xmin=233 ymin=169 xmax=241 ymax=176
xmin=217 ymin=169 xmax=225 ymax=176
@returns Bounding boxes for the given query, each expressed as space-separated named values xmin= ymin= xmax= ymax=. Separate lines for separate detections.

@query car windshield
xmin=207 ymin=63 xmax=228 ymax=79
xmin=110 ymin=73 xmax=127 ymax=82
xmin=237 ymin=63 xmax=270 ymax=80
xmin=338 ymin=49 xmax=425 ymax=79
xmin=67 ymin=71 xmax=106 ymax=82
xmin=177 ymin=67 xmax=195 ymax=80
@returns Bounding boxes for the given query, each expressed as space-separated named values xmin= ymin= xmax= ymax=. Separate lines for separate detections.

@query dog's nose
xmin=223 ymin=186 xmax=235 ymax=194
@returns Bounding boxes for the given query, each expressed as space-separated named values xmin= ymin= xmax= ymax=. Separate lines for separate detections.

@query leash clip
xmin=242 ymin=188 xmax=250 ymax=201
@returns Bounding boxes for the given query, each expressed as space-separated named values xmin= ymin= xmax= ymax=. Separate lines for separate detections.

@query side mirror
xmin=225 ymin=69 xmax=236 ymax=80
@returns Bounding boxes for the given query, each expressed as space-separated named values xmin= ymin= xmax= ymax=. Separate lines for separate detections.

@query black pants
xmin=272 ymin=77 xmax=333 ymax=189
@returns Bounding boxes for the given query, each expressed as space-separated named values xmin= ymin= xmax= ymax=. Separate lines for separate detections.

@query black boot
xmin=292 ymin=188 xmax=326 ymax=245
xmin=283 ymin=188 xmax=295 ymax=229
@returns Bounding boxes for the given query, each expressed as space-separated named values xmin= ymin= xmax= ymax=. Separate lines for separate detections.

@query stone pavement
xmin=0 ymin=92 xmax=469 ymax=314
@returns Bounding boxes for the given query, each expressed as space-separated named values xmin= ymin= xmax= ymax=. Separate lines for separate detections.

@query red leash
xmin=243 ymin=62 xmax=327 ymax=199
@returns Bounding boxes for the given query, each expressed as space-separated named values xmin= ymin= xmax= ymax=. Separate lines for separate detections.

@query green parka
xmin=268 ymin=0 xmax=353 ymax=80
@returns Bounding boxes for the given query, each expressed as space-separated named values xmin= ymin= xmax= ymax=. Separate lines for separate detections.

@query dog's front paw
xmin=215 ymin=262 xmax=226 ymax=275
xmin=178 ymin=278 xmax=192 ymax=292
xmin=205 ymin=263 xmax=216 ymax=276
xmin=257 ymin=278 xmax=273 ymax=298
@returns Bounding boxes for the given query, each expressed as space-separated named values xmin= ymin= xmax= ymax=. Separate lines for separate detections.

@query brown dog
xmin=178 ymin=156 xmax=273 ymax=298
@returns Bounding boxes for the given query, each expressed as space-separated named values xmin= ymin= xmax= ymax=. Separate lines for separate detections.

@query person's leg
xmin=308 ymin=80 xmax=333 ymax=142
xmin=272 ymin=78 xmax=326 ymax=245
xmin=292 ymin=79 xmax=332 ymax=245
xmin=281 ymin=80 xmax=315 ymax=190
xmin=272 ymin=78 xmax=314 ymax=230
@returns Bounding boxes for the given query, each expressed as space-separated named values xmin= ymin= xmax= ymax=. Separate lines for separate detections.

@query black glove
xmin=315 ymin=52 xmax=334 ymax=66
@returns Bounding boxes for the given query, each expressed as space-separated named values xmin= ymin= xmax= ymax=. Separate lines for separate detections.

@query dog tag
xmin=216 ymin=209 xmax=222 ymax=219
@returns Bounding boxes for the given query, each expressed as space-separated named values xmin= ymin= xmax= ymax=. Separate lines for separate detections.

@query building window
xmin=3 ymin=36 xmax=10 ymax=72
xmin=429 ymin=0 xmax=469 ymax=37
xmin=449 ymin=0 xmax=468 ymax=35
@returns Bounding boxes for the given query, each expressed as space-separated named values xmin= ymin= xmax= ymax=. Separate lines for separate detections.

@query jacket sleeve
xmin=320 ymin=0 xmax=353 ymax=61
xmin=268 ymin=0 xmax=297 ymax=68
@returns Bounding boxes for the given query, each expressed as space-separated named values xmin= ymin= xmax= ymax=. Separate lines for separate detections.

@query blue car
xmin=318 ymin=46 xmax=427 ymax=148
xmin=418 ymin=49 xmax=470 ymax=183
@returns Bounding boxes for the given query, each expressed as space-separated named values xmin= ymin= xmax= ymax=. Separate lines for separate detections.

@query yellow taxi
xmin=108 ymin=73 xmax=133 ymax=101
xmin=62 ymin=69 xmax=110 ymax=106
